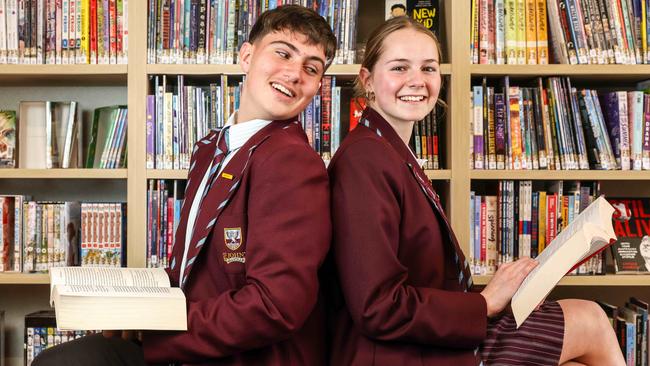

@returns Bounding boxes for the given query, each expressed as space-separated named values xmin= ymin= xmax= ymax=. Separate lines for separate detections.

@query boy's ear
xmin=239 ymin=42 xmax=254 ymax=73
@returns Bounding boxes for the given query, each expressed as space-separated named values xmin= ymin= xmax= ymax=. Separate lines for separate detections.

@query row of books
xmin=471 ymin=0 xmax=650 ymax=65
xmin=469 ymin=180 xmax=606 ymax=275
xmin=599 ymin=298 xmax=649 ymax=366
xmin=547 ymin=0 xmax=650 ymax=64
xmin=0 ymin=0 xmax=128 ymax=65
xmin=146 ymin=179 xmax=182 ymax=268
xmin=146 ymin=75 xmax=354 ymax=168
xmin=0 ymin=104 xmax=128 ymax=169
xmin=146 ymin=75 xmax=240 ymax=170
xmin=470 ymin=0 xmax=549 ymax=64
xmin=23 ymin=310 xmax=98 ymax=366
xmin=146 ymin=0 xmax=359 ymax=65
xmin=470 ymin=76 xmax=650 ymax=171
xmin=0 ymin=197 xmax=127 ymax=273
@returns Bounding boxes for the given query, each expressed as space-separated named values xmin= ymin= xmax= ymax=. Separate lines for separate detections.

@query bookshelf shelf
xmin=146 ymin=63 xmax=452 ymax=76
xmin=470 ymin=64 xmax=650 ymax=81
xmin=0 ymin=169 xmax=128 ymax=179
xmin=0 ymin=65 xmax=128 ymax=85
xmin=0 ymin=273 xmax=49 ymax=285
xmin=146 ymin=169 xmax=189 ymax=180
xmin=473 ymin=275 xmax=650 ymax=286
xmin=470 ymin=170 xmax=650 ymax=181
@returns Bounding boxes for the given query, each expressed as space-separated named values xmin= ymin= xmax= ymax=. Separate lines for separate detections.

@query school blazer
xmin=327 ymin=108 xmax=487 ymax=366
xmin=143 ymin=119 xmax=331 ymax=365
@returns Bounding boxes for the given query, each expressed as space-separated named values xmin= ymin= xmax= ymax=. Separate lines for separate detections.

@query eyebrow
xmin=270 ymin=40 xmax=326 ymax=68
xmin=387 ymin=58 xmax=439 ymax=64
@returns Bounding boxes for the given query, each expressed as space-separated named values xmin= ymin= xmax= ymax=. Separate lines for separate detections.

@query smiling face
xmin=237 ymin=30 xmax=326 ymax=123
xmin=360 ymin=27 xmax=441 ymax=129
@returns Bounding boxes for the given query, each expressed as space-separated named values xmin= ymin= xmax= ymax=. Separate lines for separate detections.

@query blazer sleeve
xmin=143 ymin=144 xmax=331 ymax=362
xmin=330 ymin=138 xmax=487 ymax=348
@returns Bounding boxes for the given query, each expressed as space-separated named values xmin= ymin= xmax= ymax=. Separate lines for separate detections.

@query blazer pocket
xmin=213 ymin=213 xmax=248 ymax=274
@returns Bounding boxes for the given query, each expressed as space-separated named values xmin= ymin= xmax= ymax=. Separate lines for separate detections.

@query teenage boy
xmin=33 ymin=5 xmax=336 ymax=365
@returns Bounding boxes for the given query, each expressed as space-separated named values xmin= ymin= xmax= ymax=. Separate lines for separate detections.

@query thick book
xmin=511 ymin=195 xmax=616 ymax=327
xmin=49 ymin=266 xmax=187 ymax=330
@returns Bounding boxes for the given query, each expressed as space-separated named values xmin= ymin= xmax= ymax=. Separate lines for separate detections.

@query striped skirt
xmin=479 ymin=301 xmax=565 ymax=366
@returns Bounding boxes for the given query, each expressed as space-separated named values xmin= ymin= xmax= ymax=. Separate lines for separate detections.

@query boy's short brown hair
xmin=247 ymin=5 xmax=337 ymax=68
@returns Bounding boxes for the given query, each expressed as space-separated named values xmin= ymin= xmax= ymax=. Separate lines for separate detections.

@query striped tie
xmin=201 ymin=127 xmax=230 ymax=200
xmin=408 ymin=163 xmax=473 ymax=292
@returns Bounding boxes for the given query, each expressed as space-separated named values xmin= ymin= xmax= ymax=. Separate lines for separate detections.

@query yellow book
xmin=535 ymin=0 xmax=548 ymax=64
xmin=516 ymin=0 xmax=526 ymax=64
xmin=81 ymin=0 xmax=89 ymax=63
xmin=525 ymin=0 xmax=537 ymax=64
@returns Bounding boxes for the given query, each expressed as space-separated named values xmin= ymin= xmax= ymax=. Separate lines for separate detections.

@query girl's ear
xmin=239 ymin=42 xmax=253 ymax=73
xmin=358 ymin=67 xmax=372 ymax=93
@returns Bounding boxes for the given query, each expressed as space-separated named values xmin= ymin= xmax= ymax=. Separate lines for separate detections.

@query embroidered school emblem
xmin=224 ymin=227 xmax=242 ymax=251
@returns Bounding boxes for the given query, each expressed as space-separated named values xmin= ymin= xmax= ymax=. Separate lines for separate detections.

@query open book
xmin=49 ymin=267 xmax=187 ymax=331
xmin=511 ymin=196 xmax=616 ymax=328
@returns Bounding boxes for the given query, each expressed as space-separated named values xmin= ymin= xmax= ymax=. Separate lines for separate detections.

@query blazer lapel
xmin=360 ymin=107 xmax=473 ymax=290
xmin=168 ymin=130 xmax=219 ymax=281
xmin=180 ymin=119 xmax=297 ymax=288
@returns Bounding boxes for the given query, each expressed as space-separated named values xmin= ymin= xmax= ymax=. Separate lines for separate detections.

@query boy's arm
xmin=142 ymin=143 xmax=331 ymax=363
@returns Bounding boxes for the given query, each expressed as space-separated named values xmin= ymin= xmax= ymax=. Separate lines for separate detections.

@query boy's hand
xmin=480 ymin=258 xmax=538 ymax=318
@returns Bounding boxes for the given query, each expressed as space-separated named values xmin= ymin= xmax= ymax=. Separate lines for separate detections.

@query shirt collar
xmin=225 ymin=111 xmax=273 ymax=152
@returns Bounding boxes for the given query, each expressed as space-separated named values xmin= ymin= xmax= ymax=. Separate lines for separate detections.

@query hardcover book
xmin=607 ymin=197 xmax=650 ymax=274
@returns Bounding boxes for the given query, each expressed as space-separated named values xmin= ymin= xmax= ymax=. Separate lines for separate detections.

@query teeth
xmin=271 ymin=83 xmax=293 ymax=97
xmin=399 ymin=96 xmax=425 ymax=102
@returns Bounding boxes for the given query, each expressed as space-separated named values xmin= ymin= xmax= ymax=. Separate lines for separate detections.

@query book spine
xmin=536 ymin=0 xmax=548 ymax=63
xmin=558 ymin=0 xmax=580 ymax=63
xmin=617 ymin=91 xmax=632 ymax=169
xmin=146 ymin=95 xmax=155 ymax=169
xmin=495 ymin=0 xmax=506 ymax=64
xmin=495 ymin=93 xmax=506 ymax=169
xmin=505 ymin=0 xmax=517 ymax=63
xmin=473 ymin=86 xmax=484 ymax=169
xmin=108 ymin=0 xmax=115 ymax=64
xmin=69 ymin=0 xmax=76 ymax=62
xmin=525 ymin=0 xmax=537 ymax=64
xmin=471 ymin=0 xmax=480 ymax=63
xmin=515 ymin=0 xmax=526 ymax=63
xmin=643 ymin=93 xmax=650 ymax=169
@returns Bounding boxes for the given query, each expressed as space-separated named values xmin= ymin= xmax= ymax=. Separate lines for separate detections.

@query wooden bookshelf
xmin=470 ymin=64 xmax=650 ymax=81
xmin=473 ymin=275 xmax=650 ymax=287
xmin=470 ymin=170 xmax=650 ymax=181
xmin=0 ymin=169 xmax=128 ymax=179
xmin=0 ymin=273 xmax=49 ymax=285
xmin=0 ymin=64 xmax=128 ymax=85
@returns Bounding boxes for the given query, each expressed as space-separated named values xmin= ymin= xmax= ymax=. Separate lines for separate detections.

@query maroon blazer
xmin=327 ymin=108 xmax=487 ymax=366
xmin=143 ymin=119 xmax=331 ymax=365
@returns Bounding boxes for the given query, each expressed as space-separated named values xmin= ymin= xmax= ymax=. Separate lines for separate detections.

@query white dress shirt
xmin=180 ymin=112 xmax=272 ymax=281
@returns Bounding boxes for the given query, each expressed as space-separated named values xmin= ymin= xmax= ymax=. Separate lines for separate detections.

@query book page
xmin=54 ymin=285 xmax=184 ymax=299
xmin=50 ymin=267 xmax=171 ymax=302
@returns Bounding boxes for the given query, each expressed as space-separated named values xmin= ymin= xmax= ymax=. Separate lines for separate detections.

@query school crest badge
xmin=224 ymin=227 xmax=242 ymax=251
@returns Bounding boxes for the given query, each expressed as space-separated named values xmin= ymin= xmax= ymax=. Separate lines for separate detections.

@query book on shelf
xmin=385 ymin=0 xmax=439 ymax=35
xmin=0 ymin=0 xmax=127 ymax=64
xmin=17 ymin=101 xmax=81 ymax=169
xmin=471 ymin=0 xmax=650 ymax=64
xmin=146 ymin=179 xmax=183 ymax=269
xmin=0 ymin=198 xmax=126 ymax=273
xmin=147 ymin=0 xmax=357 ymax=65
xmin=607 ymin=197 xmax=650 ymax=274
xmin=0 ymin=110 xmax=16 ymax=168
xmin=511 ymin=195 xmax=616 ymax=327
xmin=49 ymin=266 xmax=187 ymax=331
xmin=85 ymin=105 xmax=128 ymax=169
xmin=23 ymin=310 xmax=97 ymax=365
xmin=470 ymin=77 xmax=650 ymax=171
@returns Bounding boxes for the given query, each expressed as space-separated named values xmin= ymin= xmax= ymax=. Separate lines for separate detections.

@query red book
xmin=349 ymin=97 xmax=366 ymax=131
